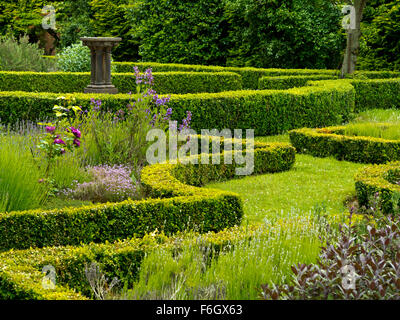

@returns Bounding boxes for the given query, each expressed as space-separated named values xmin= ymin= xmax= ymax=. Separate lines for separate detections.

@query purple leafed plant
xmin=62 ymin=165 xmax=137 ymax=203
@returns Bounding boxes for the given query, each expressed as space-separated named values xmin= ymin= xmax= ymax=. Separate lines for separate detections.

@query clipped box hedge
xmin=0 ymin=80 xmax=355 ymax=136
xmin=258 ymin=75 xmax=337 ymax=90
xmin=0 ymin=71 xmax=242 ymax=95
xmin=113 ymin=61 xmax=339 ymax=89
xmin=348 ymin=78 xmax=400 ymax=112
xmin=355 ymin=162 xmax=400 ymax=214
xmin=0 ymin=142 xmax=295 ymax=251
xmin=289 ymin=125 xmax=400 ymax=164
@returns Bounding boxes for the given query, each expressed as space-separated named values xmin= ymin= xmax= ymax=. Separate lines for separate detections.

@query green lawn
xmin=206 ymin=135 xmax=365 ymax=224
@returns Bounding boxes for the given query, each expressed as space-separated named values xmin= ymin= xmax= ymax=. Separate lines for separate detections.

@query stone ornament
xmin=80 ymin=37 xmax=122 ymax=94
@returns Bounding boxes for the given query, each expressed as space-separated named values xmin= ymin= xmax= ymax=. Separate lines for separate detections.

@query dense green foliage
xmin=348 ymin=78 xmax=400 ymax=112
xmin=55 ymin=42 xmax=91 ymax=72
xmin=0 ymin=220 xmax=319 ymax=300
xmin=114 ymin=62 xmax=339 ymax=89
xmin=0 ymin=71 xmax=242 ymax=94
xmin=223 ymin=0 xmax=344 ymax=69
xmin=128 ymin=0 xmax=344 ymax=68
xmin=359 ymin=0 xmax=400 ymax=71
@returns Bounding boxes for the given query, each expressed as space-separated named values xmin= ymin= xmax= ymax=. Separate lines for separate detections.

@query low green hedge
xmin=0 ymin=142 xmax=295 ymax=251
xmin=355 ymin=162 xmax=400 ymax=214
xmin=258 ymin=75 xmax=337 ymax=90
xmin=0 ymin=80 xmax=355 ymax=136
xmin=348 ymin=78 xmax=400 ymax=112
xmin=113 ymin=62 xmax=338 ymax=89
xmin=0 ymin=224 xmax=265 ymax=300
xmin=348 ymin=71 xmax=400 ymax=79
xmin=0 ymin=71 xmax=242 ymax=95
xmin=289 ymin=125 xmax=400 ymax=164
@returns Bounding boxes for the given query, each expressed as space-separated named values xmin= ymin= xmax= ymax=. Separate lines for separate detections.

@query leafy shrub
xmin=128 ymin=0 xmax=343 ymax=69
xmin=63 ymin=165 xmax=137 ymax=203
xmin=358 ymin=0 xmax=400 ymax=72
xmin=224 ymin=0 xmax=344 ymax=69
xmin=348 ymin=78 xmax=400 ymax=112
xmin=0 ymin=35 xmax=55 ymax=72
xmin=261 ymin=214 xmax=400 ymax=300
xmin=56 ymin=42 xmax=91 ymax=72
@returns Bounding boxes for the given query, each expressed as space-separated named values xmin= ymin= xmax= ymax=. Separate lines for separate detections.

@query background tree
xmin=341 ymin=0 xmax=368 ymax=76
xmin=358 ymin=0 xmax=400 ymax=71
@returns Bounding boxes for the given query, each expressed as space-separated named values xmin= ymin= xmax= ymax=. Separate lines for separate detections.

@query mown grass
xmin=207 ymin=135 xmax=364 ymax=223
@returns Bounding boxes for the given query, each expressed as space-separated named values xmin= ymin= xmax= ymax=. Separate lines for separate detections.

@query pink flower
xmin=73 ymin=139 xmax=81 ymax=147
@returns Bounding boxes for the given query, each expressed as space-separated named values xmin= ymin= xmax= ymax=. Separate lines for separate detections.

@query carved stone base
xmin=84 ymin=85 xmax=119 ymax=94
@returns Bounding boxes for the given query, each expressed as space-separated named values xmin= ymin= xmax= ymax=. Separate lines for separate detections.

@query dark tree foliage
xmin=127 ymin=0 xmax=232 ymax=66
xmin=130 ymin=0 xmax=345 ymax=68
xmin=358 ymin=0 xmax=400 ymax=71
xmin=225 ymin=0 xmax=345 ymax=69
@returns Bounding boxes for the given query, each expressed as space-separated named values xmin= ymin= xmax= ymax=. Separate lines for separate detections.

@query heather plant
xmin=260 ymin=211 xmax=400 ymax=300
xmin=62 ymin=164 xmax=137 ymax=203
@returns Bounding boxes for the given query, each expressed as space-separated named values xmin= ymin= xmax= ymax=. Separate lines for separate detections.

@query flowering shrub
xmin=36 ymin=96 xmax=82 ymax=177
xmin=77 ymin=67 xmax=191 ymax=180
xmin=63 ymin=165 xmax=136 ymax=203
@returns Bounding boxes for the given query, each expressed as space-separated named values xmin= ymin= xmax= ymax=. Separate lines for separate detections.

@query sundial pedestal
xmin=80 ymin=37 xmax=122 ymax=94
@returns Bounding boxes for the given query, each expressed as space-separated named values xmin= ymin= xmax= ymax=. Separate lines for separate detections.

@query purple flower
xmin=69 ymin=126 xmax=81 ymax=138
xmin=60 ymin=148 xmax=66 ymax=154
xmin=73 ymin=139 xmax=81 ymax=147
xmin=54 ymin=138 xmax=66 ymax=145
xmin=46 ymin=126 xmax=56 ymax=133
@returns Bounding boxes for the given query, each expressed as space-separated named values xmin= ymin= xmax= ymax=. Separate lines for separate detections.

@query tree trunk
xmin=341 ymin=0 xmax=368 ymax=77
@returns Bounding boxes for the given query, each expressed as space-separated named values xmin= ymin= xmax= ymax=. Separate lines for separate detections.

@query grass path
xmin=206 ymin=135 xmax=365 ymax=224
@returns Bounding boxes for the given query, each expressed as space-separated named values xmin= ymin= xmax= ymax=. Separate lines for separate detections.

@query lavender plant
xmin=62 ymin=164 xmax=137 ymax=203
